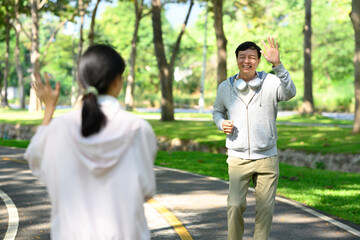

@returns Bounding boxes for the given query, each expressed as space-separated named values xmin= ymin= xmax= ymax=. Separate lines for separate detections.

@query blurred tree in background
xmin=0 ymin=0 xmax=357 ymax=117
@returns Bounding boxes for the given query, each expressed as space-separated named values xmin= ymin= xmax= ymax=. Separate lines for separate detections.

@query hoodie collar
xmin=230 ymin=71 xmax=266 ymax=86
xmin=97 ymin=95 xmax=121 ymax=107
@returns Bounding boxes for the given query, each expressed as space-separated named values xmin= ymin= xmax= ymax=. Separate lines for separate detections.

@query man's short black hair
xmin=235 ymin=41 xmax=261 ymax=59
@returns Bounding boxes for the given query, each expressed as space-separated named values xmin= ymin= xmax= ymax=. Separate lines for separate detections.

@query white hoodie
xmin=24 ymin=95 xmax=157 ymax=240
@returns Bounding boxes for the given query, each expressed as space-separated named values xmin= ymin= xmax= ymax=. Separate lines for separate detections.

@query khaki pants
xmin=227 ymin=156 xmax=279 ymax=240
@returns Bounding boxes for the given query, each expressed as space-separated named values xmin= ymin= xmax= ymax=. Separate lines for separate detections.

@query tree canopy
xmin=0 ymin=0 xmax=357 ymax=114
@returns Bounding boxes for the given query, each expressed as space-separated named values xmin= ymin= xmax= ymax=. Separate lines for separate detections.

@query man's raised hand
xmin=260 ymin=37 xmax=281 ymax=67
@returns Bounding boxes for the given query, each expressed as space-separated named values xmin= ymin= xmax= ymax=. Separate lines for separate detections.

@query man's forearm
xmin=273 ymin=63 xmax=296 ymax=100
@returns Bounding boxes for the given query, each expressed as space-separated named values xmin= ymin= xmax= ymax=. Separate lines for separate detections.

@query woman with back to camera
xmin=25 ymin=44 xmax=157 ymax=240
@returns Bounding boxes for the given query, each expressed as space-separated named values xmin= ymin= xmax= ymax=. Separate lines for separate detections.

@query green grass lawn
xmin=147 ymin=119 xmax=360 ymax=154
xmin=0 ymin=139 xmax=30 ymax=148
xmin=0 ymin=108 xmax=72 ymax=125
xmin=277 ymin=113 xmax=353 ymax=126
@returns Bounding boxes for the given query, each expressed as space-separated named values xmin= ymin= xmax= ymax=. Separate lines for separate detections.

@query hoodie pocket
xmin=252 ymin=121 xmax=276 ymax=151
xmin=226 ymin=124 xmax=247 ymax=151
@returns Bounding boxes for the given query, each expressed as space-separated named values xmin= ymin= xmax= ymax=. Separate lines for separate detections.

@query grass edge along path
xmin=155 ymin=151 xmax=360 ymax=226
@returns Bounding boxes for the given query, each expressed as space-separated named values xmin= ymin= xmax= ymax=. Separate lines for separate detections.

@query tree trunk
xmin=78 ymin=0 xmax=85 ymax=75
xmin=71 ymin=38 xmax=77 ymax=106
xmin=88 ymin=0 xmax=101 ymax=46
xmin=301 ymin=0 xmax=314 ymax=114
xmin=151 ymin=0 xmax=193 ymax=121
xmin=213 ymin=0 xmax=227 ymax=86
xmin=152 ymin=0 xmax=173 ymax=121
xmin=350 ymin=0 xmax=360 ymax=133
xmin=15 ymin=0 xmax=25 ymax=109
xmin=1 ymin=13 xmax=10 ymax=107
xmin=29 ymin=0 xmax=42 ymax=112
xmin=125 ymin=0 xmax=144 ymax=111
xmin=76 ymin=0 xmax=86 ymax=100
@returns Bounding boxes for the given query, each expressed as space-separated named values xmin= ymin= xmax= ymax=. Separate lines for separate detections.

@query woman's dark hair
xmin=78 ymin=44 xmax=125 ymax=137
xmin=235 ymin=41 xmax=261 ymax=59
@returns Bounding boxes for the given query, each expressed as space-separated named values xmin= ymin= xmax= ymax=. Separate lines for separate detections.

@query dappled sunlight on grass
xmin=277 ymin=125 xmax=360 ymax=154
xmin=149 ymin=119 xmax=360 ymax=154
xmin=277 ymin=113 xmax=353 ymax=125
xmin=279 ymin=189 xmax=360 ymax=224
xmin=276 ymin=163 xmax=360 ymax=224
xmin=0 ymin=108 xmax=72 ymax=125
xmin=1 ymin=109 xmax=359 ymax=154
xmin=155 ymin=151 xmax=229 ymax=180
xmin=133 ymin=111 xmax=212 ymax=119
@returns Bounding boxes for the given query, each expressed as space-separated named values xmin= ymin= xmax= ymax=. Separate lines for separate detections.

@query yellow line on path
xmin=147 ymin=198 xmax=193 ymax=240
xmin=0 ymin=158 xmax=27 ymax=164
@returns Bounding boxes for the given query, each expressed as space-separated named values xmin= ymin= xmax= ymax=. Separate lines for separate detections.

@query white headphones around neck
xmin=235 ymin=77 xmax=261 ymax=91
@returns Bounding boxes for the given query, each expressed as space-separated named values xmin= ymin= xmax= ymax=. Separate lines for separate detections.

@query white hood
xmin=70 ymin=95 xmax=139 ymax=176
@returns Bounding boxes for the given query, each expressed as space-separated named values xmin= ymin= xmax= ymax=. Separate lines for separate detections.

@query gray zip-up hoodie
xmin=212 ymin=63 xmax=296 ymax=160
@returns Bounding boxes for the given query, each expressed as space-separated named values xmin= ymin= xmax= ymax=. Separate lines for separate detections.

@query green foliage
xmin=0 ymin=0 xmax=356 ymax=112
xmin=224 ymin=0 xmax=354 ymax=112
xmin=42 ymin=23 xmax=76 ymax=97
xmin=0 ymin=1 xmax=77 ymax=103
xmin=94 ymin=1 xmax=161 ymax=104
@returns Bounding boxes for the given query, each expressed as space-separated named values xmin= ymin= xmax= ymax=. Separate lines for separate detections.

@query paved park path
xmin=1 ymin=146 xmax=360 ymax=240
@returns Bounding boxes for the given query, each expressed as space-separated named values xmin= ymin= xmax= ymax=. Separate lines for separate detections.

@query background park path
xmin=1 ymin=146 xmax=360 ymax=239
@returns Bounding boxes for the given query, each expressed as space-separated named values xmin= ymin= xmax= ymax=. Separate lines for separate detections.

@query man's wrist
xmin=272 ymin=61 xmax=281 ymax=67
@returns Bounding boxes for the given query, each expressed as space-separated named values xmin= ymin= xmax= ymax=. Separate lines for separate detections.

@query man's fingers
xmin=223 ymin=124 xmax=234 ymax=135
xmin=267 ymin=36 xmax=272 ymax=48
xmin=271 ymin=37 xmax=278 ymax=50
xmin=223 ymin=120 xmax=234 ymax=135
xmin=264 ymin=36 xmax=278 ymax=49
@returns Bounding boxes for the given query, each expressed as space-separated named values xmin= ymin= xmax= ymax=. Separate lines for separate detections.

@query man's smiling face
xmin=236 ymin=49 xmax=261 ymax=80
